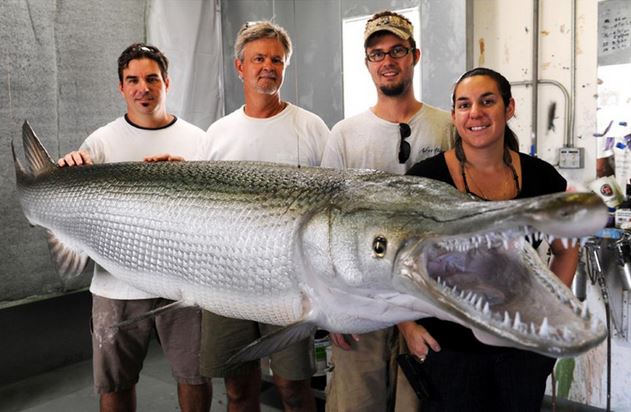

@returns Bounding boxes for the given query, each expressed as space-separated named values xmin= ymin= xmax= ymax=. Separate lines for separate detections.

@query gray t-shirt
xmin=321 ymin=104 xmax=454 ymax=174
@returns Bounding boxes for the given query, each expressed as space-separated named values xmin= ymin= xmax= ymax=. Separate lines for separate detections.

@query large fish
xmin=12 ymin=122 xmax=607 ymax=360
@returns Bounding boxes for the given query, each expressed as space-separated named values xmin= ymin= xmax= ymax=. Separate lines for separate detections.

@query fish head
xmin=324 ymin=173 xmax=608 ymax=356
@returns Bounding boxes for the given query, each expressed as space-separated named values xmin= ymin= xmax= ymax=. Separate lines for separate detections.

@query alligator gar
xmin=12 ymin=122 xmax=608 ymax=360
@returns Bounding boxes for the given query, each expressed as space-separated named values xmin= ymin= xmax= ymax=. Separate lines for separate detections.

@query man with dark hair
xmin=58 ymin=43 xmax=211 ymax=412
xmin=321 ymin=11 xmax=454 ymax=412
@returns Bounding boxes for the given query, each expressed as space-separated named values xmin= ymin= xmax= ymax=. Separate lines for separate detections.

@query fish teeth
xmin=503 ymin=311 xmax=511 ymax=327
xmin=561 ymin=237 xmax=569 ymax=249
xmin=539 ymin=317 xmax=550 ymax=337
xmin=475 ymin=296 xmax=483 ymax=311
xmin=483 ymin=302 xmax=490 ymax=316
xmin=513 ymin=311 xmax=522 ymax=330
xmin=547 ymin=234 xmax=556 ymax=243
xmin=570 ymin=238 xmax=578 ymax=247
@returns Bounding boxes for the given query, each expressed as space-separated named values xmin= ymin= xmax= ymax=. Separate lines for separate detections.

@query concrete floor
xmin=0 ymin=338 xmax=606 ymax=412
xmin=0 ymin=339 xmax=287 ymax=412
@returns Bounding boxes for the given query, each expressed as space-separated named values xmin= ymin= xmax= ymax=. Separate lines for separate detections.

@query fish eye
xmin=372 ymin=235 xmax=388 ymax=258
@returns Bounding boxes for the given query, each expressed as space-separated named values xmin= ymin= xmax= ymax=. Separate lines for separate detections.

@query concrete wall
xmin=0 ymin=0 xmax=146 ymax=392
xmin=220 ymin=0 xmax=469 ymax=127
xmin=0 ymin=0 xmax=147 ymax=305
xmin=472 ymin=0 xmax=631 ymax=409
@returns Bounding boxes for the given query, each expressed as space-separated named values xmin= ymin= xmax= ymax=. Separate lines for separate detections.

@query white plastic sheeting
xmin=148 ymin=0 xmax=224 ymax=130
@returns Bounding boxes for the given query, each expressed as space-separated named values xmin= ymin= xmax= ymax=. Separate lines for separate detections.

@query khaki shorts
xmin=91 ymin=295 xmax=209 ymax=394
xmin=200 ymin=310 xmax=315 ymax=380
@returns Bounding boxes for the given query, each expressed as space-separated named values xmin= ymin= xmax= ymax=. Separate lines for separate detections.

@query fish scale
xmin=19 ymin=160 xmax=336 ymax=324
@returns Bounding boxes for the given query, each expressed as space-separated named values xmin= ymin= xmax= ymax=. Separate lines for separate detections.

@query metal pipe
xmin=511 ymin=79 xmax=571 ymax=153
xmin=569 ymin=0 xmax=577 ymax=147
xmin=531 ymin=0 xmax=540 ymax=156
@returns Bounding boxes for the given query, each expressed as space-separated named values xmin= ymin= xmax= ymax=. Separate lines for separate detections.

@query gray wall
xmin=0 ymin=1 xmax=148 ymax=304
xmin=220 ymin=0 xmax=470 ymax=127
xmin=0 ymin=0 xmax=150 ymax=392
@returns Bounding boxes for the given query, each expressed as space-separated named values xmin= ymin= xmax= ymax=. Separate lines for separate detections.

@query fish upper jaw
xmin=393 ymin=226 xmax=607 ymax=357
xmin=442 ymin=192 xmax=609 ymax=241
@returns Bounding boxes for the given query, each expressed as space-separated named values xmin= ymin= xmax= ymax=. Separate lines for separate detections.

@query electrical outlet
xmin=558 ymin=147 xmax=584 ymax=169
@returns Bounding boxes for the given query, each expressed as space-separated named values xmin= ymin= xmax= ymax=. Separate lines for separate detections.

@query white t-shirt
xmin=203 ymin=103 xmax=329 ymax=166
xmin=321 ymin=104 xmax=454 ymax=174
xmin=80 ymin=115 xmax=206 ymax=299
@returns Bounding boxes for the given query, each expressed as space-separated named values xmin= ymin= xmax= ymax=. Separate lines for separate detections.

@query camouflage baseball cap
xmin=364 ymin=11 xmax=413 ymax=43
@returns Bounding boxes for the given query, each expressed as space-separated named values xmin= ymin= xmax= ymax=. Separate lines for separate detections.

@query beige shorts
xmin=91 ymin=295 xmax=209 ymax=394
xmin=200 ymin=310 xmax=315 ymax=380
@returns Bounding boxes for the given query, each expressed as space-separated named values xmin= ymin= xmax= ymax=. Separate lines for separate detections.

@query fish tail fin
xmin=21 ymin=121 xmax=57 ymax=177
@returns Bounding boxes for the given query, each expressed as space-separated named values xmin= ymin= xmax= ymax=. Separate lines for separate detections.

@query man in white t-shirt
xmin=199 ymin=21 xmax=329 ymax=412
xmin=58 ymin=43 xmax=211 ymax=412
xmin=321 ymin=11 xmax=454 ymax=412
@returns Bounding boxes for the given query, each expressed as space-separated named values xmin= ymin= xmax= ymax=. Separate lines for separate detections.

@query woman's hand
xmin=329 ymin=332 xmax=360 ymax=351
xmin=398 ymin=321 xmax=441 ymax=361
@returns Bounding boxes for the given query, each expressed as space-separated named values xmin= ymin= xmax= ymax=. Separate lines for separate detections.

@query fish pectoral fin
xmin=46 ymin=230 xmax=90 ymax=280
xmin=112 ymin=300 xmax=192 ymax=330
xmin=226 ymin=321 xmax=317 ymax=365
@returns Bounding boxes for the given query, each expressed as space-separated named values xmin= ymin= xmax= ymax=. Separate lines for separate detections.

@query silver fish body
xmin=13 ymin=122 xmax=609 ymax=358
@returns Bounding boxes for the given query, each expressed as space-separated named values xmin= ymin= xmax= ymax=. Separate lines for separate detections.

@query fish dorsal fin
xmin=22 ymin=121 xmax=56 ymax=177
xmin=112 ymin=300 xmax=191 ymax=330
xmin=46 ymin=230 xmax=90 ymax=279
xmin=226 ymin=321 xmax=317 ymax=364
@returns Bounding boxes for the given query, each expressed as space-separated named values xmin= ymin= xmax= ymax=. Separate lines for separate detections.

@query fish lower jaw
xmin=398 ymin=226 xmax=607 ymax=353
xmin=435 ymin=275 xmax=601 ymax=346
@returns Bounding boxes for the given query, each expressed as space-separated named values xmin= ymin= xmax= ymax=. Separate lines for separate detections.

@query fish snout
xmin=525 ymin=192 xmax=608 ymax=239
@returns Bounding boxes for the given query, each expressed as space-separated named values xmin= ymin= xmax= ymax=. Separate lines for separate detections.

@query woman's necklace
xmin=461 ymin=160 xmax=521 ymax=201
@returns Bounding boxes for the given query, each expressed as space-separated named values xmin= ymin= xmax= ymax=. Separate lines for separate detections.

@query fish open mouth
xmin=398 ymin=225 xmax=606 ymax=356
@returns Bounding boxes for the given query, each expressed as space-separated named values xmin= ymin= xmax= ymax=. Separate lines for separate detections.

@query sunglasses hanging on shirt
xmin=399 ymin=123 xmax=411 ymax=163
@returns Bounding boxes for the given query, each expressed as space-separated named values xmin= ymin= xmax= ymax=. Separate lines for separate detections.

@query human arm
xmin=397 ymin=321 xmax=440 ymax=359
xmin=522 ymin=155 xmax=579 ymax=287
xmin=549 ymin=240 xmax=579 ymax=288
